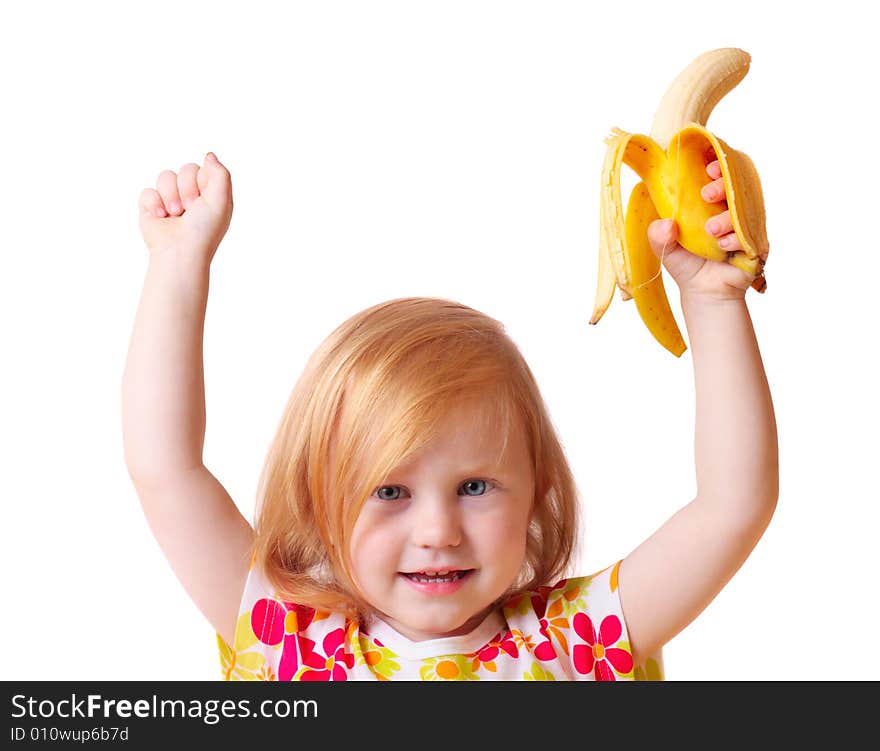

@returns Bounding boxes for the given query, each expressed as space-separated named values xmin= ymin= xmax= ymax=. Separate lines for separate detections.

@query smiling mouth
xmin=401 ymin=570 xmax=474 ymax=584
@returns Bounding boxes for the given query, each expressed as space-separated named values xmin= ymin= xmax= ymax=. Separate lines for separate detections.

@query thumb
xmin=646 ymin=217 xmax=707 ymax=284
xmin=197 ymin=152 xmax=233 ymax=207
xmin=647 ymin=218 xmax=679 ymax=260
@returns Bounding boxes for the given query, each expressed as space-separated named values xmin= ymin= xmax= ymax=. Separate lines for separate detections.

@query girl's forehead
xmin=330 ymin=391 xmax=529 ymax=482
xmin=397 ymin=407 xmax=526 ymax=471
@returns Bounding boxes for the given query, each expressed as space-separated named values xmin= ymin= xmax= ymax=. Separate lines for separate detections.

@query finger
xmin=176 ymin=163 xmax=201 ymax=210
xmin=706 ymin=160 xmax=722 ymax=180
xmin=138 ymin=187 xmax=167 ymax=218
xmin=716 ymin=231 xmax=742 ymax=253
xmin=197 ymin=152 xmax=232 ymax=206
xmin=156 ymin=169 xmax=183 ymax=216
xmin=705 ymin=209 xmax=733 ymax=237
xmin=647 ymin=218 xmax=680 ymax=258
xmin=700 ymin=176 xmax=727 ymax=203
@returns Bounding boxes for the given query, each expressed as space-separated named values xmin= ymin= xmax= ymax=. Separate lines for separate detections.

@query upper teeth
xmin=409 ymin=571 xmax=461 ymax=583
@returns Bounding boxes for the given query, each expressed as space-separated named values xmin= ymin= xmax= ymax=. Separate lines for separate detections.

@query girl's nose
xmin=411 ymin=496 xmax=462 ymax=549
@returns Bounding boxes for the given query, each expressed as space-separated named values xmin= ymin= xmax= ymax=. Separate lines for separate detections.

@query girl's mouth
xmin=401 ymin=569 xmax=472 ymax=584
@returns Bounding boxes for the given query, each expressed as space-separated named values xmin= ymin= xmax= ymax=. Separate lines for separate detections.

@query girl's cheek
xmin=351 ymin=514 xmax=395 ymax=561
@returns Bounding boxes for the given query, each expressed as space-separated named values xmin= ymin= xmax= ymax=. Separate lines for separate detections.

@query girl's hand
xmin=137 ymin=152 xmax=233 ymax=265
xmin=647 ymin=159 xmax=757 ymax=303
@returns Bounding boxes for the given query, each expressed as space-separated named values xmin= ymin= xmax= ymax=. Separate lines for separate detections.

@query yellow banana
xmin=589 ymin=48 xmax=770 ymax=357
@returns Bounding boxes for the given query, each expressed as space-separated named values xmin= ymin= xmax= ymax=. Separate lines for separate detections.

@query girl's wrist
xmin=680 ymin=289 xmax=748 ymax=310
xmin=144 ymin=250 xmax=212 ymax=313
xmin=148 ymin=245 xmax=212 ymax=282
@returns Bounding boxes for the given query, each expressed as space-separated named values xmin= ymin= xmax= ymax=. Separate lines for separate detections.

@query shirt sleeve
xmin=216 ymin=558 xmax=354 ymax=681
xmin=513 ymin=560 xmax=664 ymax=681
xmin=216 ymin=557 xmax=282 ymax=680
xmin=570 ymin=561 xmax=635 ymax=680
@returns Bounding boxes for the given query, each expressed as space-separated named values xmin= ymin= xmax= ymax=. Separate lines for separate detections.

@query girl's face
xmin=348 ymin=402 xmax=535 ymax=642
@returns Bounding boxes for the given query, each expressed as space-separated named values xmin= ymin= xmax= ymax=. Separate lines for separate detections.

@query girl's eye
xmin=372 ymin=480 xmax=494 ymax=501
xmin=374 ymin=485 xmax=406 ymax=502
xmin=461 ymin=479 xmax=492 ymax=496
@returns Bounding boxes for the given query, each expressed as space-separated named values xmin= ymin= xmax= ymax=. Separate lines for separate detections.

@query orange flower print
xmin=609 ymin=561 xmax=621 ymax=593
xmin=572 ymin=613 xmax=633 ymax=681
xmin=534 ymin=595 xmax=572 ymax=661
xmin=510 ymin=628 xmax=535 ymax=653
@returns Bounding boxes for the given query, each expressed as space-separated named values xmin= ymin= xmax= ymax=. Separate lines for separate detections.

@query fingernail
xmin=707 ymin=219 xmax=721 ymax=235
xmin=154 ymin=207 xmax=166 ymax=218
xmin=701 ymin=184 xmax=715 ymax=200
xmin=718 ymin=235 xmax=732 ymax=248
xmin=169 ymin=201 xmax=181 ymax=214
xmin=206 ymin=152 xmax=217 ymax=161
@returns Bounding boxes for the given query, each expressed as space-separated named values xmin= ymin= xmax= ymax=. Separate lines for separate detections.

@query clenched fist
xmin=138 ymin=152 xmax=233 ymax=265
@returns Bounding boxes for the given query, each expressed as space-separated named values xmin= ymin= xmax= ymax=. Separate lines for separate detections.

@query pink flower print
xmin=296 ymin=627 xmax=355 ymax=681
xmin=534 ymin=623 xmax=559 ymax=661
xmin=471 ymin=630 xmax=519 ymax=673
xmin=250 ymin=600 xmax=318 ymax=681
xmin=571 ymin=613 xmax=633 ymax=681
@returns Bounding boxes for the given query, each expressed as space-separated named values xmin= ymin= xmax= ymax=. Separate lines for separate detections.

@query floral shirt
xmin=217 ymin=559 xmax=664 ymax=681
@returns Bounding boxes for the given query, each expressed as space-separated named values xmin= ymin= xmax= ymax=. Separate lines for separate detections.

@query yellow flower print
xmin=549 ymin=578 xmax=593 ymax=620
xmin=356 ymin=635 xmax=401 ymax=680
xmin=217 ymin=611 xmax=277 ymax=681
xmin=507 ymin=592 xmax=533 ymax=616
xmin=524 ymin=663 xmax=556 ymax=681
xmin=419 ymin=655 xmax=480 ymax=681
xmin=633 ymin=657 xmax=664 ymax=681
xmin=255 ymin=664 xmax=277 ymax=681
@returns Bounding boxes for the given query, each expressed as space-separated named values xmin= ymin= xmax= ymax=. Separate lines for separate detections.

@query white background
xmin=2 ymin=0 xmax=877 ymax=681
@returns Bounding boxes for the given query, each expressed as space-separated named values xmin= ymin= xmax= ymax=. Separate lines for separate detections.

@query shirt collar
xmin=363 ymin=608 xmax=506 ymax=660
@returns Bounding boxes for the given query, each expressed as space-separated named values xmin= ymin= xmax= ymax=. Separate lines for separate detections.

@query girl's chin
xmin=385 ymin=604 xmax=498 ymax=642
xmin=384 ymin=617 xmax=479 ymax=642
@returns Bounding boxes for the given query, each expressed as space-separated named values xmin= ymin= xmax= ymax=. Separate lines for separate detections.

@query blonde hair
xmin=251 ymin=297 xmax=580 ymax=622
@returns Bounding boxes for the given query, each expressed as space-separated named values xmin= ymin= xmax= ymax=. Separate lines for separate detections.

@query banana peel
xmin=589 ymin=48 xmax=770 ymax=357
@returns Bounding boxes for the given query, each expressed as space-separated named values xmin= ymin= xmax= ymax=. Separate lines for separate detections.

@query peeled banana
xmin=589 ymin=48 xmax=770 ymax=357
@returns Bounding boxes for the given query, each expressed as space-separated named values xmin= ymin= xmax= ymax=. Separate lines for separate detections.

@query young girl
xmin=123 ymin=152 xmax=778 ymax=681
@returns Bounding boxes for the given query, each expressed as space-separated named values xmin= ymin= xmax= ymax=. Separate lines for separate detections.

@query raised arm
xmin=121 ymin=153 xmax=253 ymax=647
xmin=617 ymin=161 xmax=779 ymax=665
